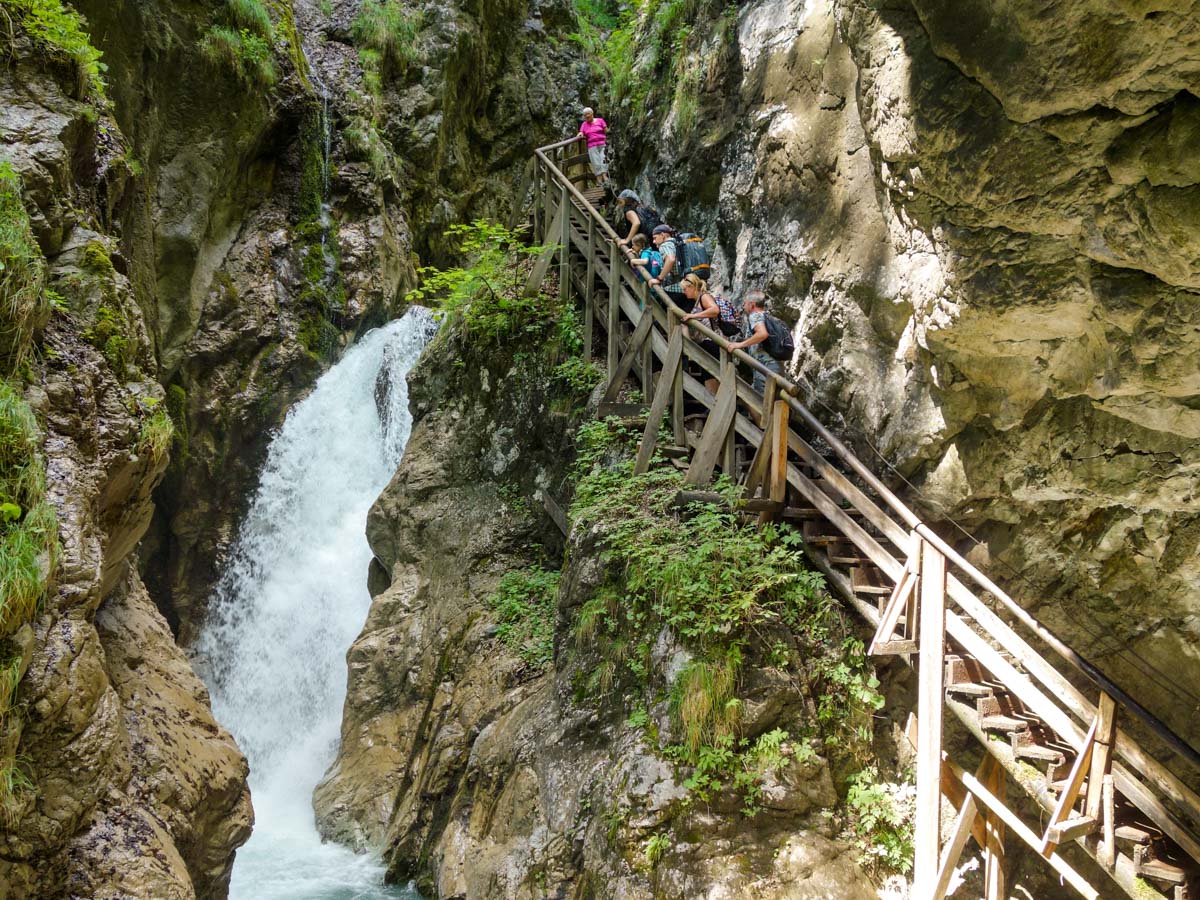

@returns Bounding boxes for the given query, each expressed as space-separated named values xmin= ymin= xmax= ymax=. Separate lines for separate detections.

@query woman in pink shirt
xmin=578 ymin=107 xmax=610 ymax=187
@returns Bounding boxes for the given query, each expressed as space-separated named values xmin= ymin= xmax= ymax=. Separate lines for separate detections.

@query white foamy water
xmin=197 ymin=310 xmax=438 ymax=900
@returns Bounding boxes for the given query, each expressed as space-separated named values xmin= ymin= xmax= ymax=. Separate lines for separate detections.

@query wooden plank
xmin=947 ymin=757 xmax=1100 ymax=900
xmin=1101 ymin=774 xmax=1116 ymax=869
xmin=524 ymin=201 xmax=562 ymax=297
xmin=684 ymin=379 xmax=737 ymax=486
xmin=532 ymin=160 xmax=541 ymax=241
xmin=602 ymin=306 xmax=655 ymax=403
xmin=1085 ymin=693 xmax=1117 ymax=822
xmin=982 ymin=755 xmax=1006 ymax=900
xmin=1042 ymin=717 xmax=1098 ymax=857
xmin=933 ymin=785 xmax=981 ymax=900
xmin=868 ymin=547 xmax=917 ymax=656
xmin=634 ymin=328 xmax=684 ymax=475
xmin=540 ymin=489 xmax=569 ymax=537
xmin=506 ymin=159 xmax=533 ymax=232
xmin=1048 ymin=816 xmax=1098 ymax=844
xmin=722 ymin=350 xmax=737 ymax=479
xmin=913 ymin=538 xmax=947 ymax=897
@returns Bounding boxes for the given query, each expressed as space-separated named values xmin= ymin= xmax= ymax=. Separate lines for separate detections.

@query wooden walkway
xmin=521 ymin=135 xmax=1200 ymax=900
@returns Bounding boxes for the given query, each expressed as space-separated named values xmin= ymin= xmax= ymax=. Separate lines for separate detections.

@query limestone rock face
xmin=314 ymin=328 xmax=874 ymax=898
xmin=616 ymin=0 xmax=1200 ymax=747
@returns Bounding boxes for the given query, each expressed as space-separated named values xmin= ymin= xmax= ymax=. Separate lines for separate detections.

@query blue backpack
xmin=641 ymin=248 xmax=663 ymax=278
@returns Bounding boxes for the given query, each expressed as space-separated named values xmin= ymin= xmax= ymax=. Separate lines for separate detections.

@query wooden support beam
xmin=506 ymin=159 xmax=534 ymax=232
xmin=946 ymin=756 xmax=1099 ymax=900
xmin=602 ymin=306 xmax=655 ymax=403
xmin=1041 ymin=717 xmax=1098 ymax=857
xmin=607 ymin=252 xmax=620 ymax=375
xmin=1100 ymin=774 xmax=1116 ymax=869
xmin=913 ymin=539 xmax=947 ymax=897
xmin=1048 ymin=816 xmax=1098 ymax=845
xmin=721 ymin=349 xmax=737 ymax=478
xmin=982 ymin=756 xmax=1006 ymax=900
xmin=539 ymin=489 xmax=569 ymax=537
xmin=532 ymin=160 xmax=541 ymax=241
xmin=868 ymin=534 xmax=920 ymax=656
xmin=1085 ymin=693 xmax=1117 ymax=823
xmin=583 ymin=219 xmax=595 ymax=363
xmin=524 ymin=201 xmax=562 ymax=297
xmin=758 ymin=400 xmax=788 ymax=525
xmin=559 ymin=183 xmax=571 ymax=307
xmin=634 ymin=327 xmax=684 ymax=475
xmin=933 ymin=771 xmax=983 ymax=900
xmin=684 ymin=379 xmax=737 ymax=486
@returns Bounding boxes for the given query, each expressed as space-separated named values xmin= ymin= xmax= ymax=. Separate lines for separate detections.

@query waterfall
xmin=196 ymin=309 xmax=437 ymax=899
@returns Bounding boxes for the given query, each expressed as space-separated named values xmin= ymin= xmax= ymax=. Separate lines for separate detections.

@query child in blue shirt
xmin=630 ymin=234 xmax=662 ymax=282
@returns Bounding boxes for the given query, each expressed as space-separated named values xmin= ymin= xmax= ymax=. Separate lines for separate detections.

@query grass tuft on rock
xmin=227 ymin=0 xmax=273 ymax=38
xmin=200 ymin=24 xmax=278 ymax=87
xmin=0 ymin=0 xmax=107 ymax=101
xmin=0 ymin=163 xmax=48 ymax=374
xmin=351 ymin=0 xmax=420 ymax=75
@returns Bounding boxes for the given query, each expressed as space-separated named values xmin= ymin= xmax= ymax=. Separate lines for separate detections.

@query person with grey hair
xmin=578 ymin=107 xmax=610 ymax=187
xmin=729 ymin=290 xmax=784 ymax=395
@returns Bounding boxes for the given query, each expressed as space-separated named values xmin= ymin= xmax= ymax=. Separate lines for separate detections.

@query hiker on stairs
xmin=578 ymin=107 xmax=610 ymax=188
xmin=729 ymin=290 xmax=783 ymax=395
xmin=678 ymin=273 xmax=723 ymax=396
xmin=649 ymin=225 xmax=686 ymax=310
xmin=615 ymin=190 xmax=664 ymax=246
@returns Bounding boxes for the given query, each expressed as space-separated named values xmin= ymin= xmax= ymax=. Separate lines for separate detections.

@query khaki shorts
xmin=588 ymin=144 xmax=608 ymax=176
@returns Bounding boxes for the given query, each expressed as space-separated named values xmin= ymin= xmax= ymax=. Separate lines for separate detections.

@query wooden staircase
xmin=523 ymin=135 xmax=1200 ymax=900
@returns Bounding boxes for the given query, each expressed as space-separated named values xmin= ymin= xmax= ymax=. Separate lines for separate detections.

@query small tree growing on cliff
xmin=407 ymin=221 xmax=555 ymax=344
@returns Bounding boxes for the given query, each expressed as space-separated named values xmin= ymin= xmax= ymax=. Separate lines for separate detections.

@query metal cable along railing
xmin=520 ymin=135 xmax=1200 ymax=900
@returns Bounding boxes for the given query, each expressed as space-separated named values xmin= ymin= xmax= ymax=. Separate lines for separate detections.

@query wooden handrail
xmin=532 ymin=136 xmax=1200 ymax=784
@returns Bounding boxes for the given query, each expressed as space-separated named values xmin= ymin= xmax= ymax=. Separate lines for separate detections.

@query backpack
xmin=762 ymin=314 xmax=795 ymax=361
xmin=712 ymin=293 xmax=742 ymax=329
xmin=641 ymin=248 xmax=663 ymax=278
xmin=674 ymin=233 xmax=712 ymax=280
xmin=635 ymin=205 xmax=663 ymax=238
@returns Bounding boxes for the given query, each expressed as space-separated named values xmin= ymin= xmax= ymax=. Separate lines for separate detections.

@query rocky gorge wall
xmin=607 ymin=0 xmax=1200 ymax=748
xmin=0 ymin=0 xmax=586 ymax=895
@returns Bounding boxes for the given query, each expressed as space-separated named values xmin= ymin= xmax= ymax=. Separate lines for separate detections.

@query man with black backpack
xmin=729 ymin=290 xmax=795 ymax=394
xmin=615 ymin=190 xmax=664 ymax=245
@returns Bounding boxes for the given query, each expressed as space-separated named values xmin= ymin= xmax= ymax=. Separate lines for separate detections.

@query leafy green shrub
xmin=843 ymin=766 xmax=916 ymax=876
xmin=488 ymin=565 xmax=560 ymax=670
xmin=0 ymin=163 xmax=47 ymax=374
xmin=407 ymin=221 xmax=557 ymax=345
xmin=165 ymin=384 xmax=189 ymax=460
xmin=0 ymin=0 xmax=107 ymax=101
xmin=200 ymin=25 xmax=278 ymax=87
xmin=351 ymin=0 xmax=420 ymax=74
xmin=227 ymin=0 xmax=273 ymax=38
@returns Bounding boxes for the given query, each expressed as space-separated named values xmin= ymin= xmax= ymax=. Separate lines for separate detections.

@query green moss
xmin=82 ymin=306 xmax=131 ymax=377
xmin=81 ymin=240 xmax=113 ymax=274
xmin=0 ymin=0 xmax=108 ymax=102
xmin=0 ymin=163 xmax=48 ymax=375
xmin=298 ymin=111 xmax=326 ymax=223
xmin=165 ymin=384 xmax=189 ymax=461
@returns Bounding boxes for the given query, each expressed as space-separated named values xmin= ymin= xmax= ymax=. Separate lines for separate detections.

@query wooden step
xmin=1134 ymin=847 xmax=1190 ymax=885
xmin=802 ymin=521 xmax=847 ymax=546
xmin=1011 ymin=729 xmax=1065 ymax=764
xmin=980 ymin=714 xmax=1030 ymax=734
xmin=1115 ymin=824 xmax=1155 ymax=846
xmin=945 ymin=681 xmax=994 ymax=698
xmin=850 ymin=567 xmax=890 ymax=596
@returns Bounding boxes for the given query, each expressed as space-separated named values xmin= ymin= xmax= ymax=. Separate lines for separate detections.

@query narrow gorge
xmin=0 ymin=1 xmax=1196 ymax=899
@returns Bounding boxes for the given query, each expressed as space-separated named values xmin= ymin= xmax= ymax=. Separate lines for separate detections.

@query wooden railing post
xmin=914 ymin=539 xmax=947 ymax=896
xmin=720 ymin=347 xmax=736 ymax=476
xmin=559 ymin=182 xmax=570 ymax=306
xmin=584 ymin=218 xmax=595 ymax=363
xmin=532 ymin=160 xmax=541 ymax=242
xmin=607 ymin=251 xmax=620 ymax=376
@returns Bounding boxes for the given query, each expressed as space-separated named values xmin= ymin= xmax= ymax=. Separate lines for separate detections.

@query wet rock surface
xmin=614 ymin=0 xmax=1200 ymax=746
